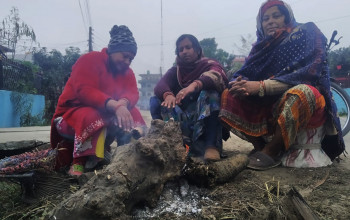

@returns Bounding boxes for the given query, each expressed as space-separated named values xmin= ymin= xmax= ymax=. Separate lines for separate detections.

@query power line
xmin=43 ymin=40 xmax=87 ymax=47
xmin=78 ymin=0 xmax=88 ymax=35
xmin=196 ymin=16 xmax=256 ymax=37
xmin=315 ymin=14 xmax=350 ymax=24
xmin=93 ymin=31 xmax=108 ymax=43
xmin=78 ymin=0 xmax=93 ymax=51
xmin=160 ymin=0 xmax=164 ymax=75
xmin=93 ymin=42 xmax=103 ymax=47
xmin=85 ymin=0 xmax=92 ymax=27
xmin=93 ymin=36 xmax=106 ymax=46
xmin=85 ymin=0 xmax=93 ymax=51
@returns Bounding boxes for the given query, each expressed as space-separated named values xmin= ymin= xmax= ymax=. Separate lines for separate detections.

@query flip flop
xmin=68 ymin=164 xmax=84 ymax=177
xmin=247 ymin=151 xmax=281 ymax=171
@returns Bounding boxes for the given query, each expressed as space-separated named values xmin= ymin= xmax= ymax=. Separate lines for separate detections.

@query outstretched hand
xmin=115 ymin=106 xmax=134 ymax=131
xmin=161 ymin=95 xmax=176 ymax=109
xmin=175 ymin=83 xmax=197 ymax=105
xmin=106 ymin=99 xmax=134 ymax=131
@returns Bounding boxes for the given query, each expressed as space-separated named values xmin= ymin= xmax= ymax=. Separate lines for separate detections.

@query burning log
xmin=183 ymin=154 xmax=249 ymax=187
xmin=50 ymin=120 xmax=187 ymax=219
xmin=50 ymin=119 xmax=248 ymax=219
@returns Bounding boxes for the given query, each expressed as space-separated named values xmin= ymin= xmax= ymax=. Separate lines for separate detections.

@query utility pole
xmin=88 ymin=26 xmax=93 ymax=52
xmin=160 ymin=0 xmax=164 ymax=76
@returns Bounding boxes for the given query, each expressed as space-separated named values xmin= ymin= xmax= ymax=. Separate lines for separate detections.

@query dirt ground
xmin=0 ymin=110 xmax=349 ymax=220
xmin=203 ymin=136 xmax=350 ymax=219
xmin=140 ymin=110 xmax=350 ymax=219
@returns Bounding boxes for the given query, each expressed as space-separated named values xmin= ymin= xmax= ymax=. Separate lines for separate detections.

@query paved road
xmin=0 ymin=126 xmax=50 ymax=143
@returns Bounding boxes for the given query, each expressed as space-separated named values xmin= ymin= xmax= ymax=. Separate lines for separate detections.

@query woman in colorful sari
xmin=50 ymin=25 xmax=146 ymax=177
xmin=150 ymin=34 xmax=228 ymax=161
xmin=220 ymin=0 xmax=345 ymax=170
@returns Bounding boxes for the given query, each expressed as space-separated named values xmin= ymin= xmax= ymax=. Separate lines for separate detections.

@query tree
xmin=222 ymin=35 xmax=255 ymax=80
xmin=328 ymin=46 xmax=350 ymax=78
xmin=200 ymin=38 xmax=218 ymax=59
xmin=233 ymin=34 xmax=255 ymax=56
xmin=32 ymin=47 xmax=81 ymax=122
xmin=0 ymin=7 xmax=39 ymax=59
xmin=199 ymin=38 xmax=234 ymax=72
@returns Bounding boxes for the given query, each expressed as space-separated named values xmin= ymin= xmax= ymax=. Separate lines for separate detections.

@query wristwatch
xmin=258 ymin=81 xmax=265 ymax=97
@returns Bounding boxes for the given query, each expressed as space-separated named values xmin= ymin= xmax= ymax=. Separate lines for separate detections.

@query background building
xmin=137 ymin=71 xmax=162 ymax=110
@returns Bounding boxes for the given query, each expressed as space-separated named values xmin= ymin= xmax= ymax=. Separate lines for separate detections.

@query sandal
xmin=247 ymin=151 xmax=281 ymax=171
xmin=68 ymin=164 xmax=84 ymax=177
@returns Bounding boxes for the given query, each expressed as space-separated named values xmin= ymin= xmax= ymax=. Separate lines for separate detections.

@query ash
xmin=132 ymin=178 xmax=210 ymax=218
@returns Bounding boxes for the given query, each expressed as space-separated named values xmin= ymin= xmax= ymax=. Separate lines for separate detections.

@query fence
xmin=0 ymin=55 xmax=42 ymax=94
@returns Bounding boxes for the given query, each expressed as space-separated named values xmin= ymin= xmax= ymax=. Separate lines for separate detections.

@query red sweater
xmin=51 ymin=48 xmax=145 ymax=151
xmin=54 ymin=48 xmax=139 ymax=117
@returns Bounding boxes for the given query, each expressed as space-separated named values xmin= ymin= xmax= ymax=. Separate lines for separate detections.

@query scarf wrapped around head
xmin=234 ymin=0 xmax=321 ymax=86
xmin=256 ymin=0 xmax=296 ymax=41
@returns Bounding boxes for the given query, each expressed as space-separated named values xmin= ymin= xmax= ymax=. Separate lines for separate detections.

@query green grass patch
xmin=0 ymin=181 xmax=22 ymax=219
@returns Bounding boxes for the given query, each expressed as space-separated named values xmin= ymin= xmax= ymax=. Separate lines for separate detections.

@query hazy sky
xmin=1 ymin=0 xmax=350 ymax=78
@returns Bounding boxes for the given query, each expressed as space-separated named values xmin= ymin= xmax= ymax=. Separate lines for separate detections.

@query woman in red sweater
xmin=51 ymin=25 xmax=146 ymax=176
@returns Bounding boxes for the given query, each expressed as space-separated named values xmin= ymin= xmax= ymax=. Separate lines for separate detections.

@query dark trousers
xmin=149 ymin=95 xmax=221 ymax=156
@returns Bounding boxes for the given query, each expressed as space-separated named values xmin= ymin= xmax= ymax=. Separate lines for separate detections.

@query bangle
xmin=105 ymin=98 xmax=113 ymax=110
xmin=258 ymin=80 xmax=265 ymax=97
xmin=262 ymin=80 xmax=266 ymax=91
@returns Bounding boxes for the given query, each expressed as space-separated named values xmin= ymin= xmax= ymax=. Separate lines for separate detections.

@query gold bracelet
xmin=258 ymin=80 xmax=265 ymax=97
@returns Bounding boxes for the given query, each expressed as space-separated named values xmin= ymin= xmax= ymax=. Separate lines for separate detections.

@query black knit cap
xmin=107 ymin=25 xmax=137 ymax=55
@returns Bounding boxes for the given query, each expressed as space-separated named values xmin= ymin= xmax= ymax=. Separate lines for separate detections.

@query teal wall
xmin=0 ymin=90 xmax=45 ymax=128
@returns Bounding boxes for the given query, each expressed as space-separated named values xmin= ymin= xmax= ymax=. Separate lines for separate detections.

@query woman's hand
xmin=229 ymin=76 xmax=260 ymax=97
xmin=175 ymin=83 xmax=197 ymax=105
xmin=115 ymin=105 xmax=134 ymax=131
xmin=161 ymin=95 xmax=176 ymax=109
xmin=106 ymin=99 xmax=134 ymax=131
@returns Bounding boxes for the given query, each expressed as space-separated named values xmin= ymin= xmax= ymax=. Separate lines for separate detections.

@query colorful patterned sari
xmin=221 ymin=84 xmax=326 ymax=150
